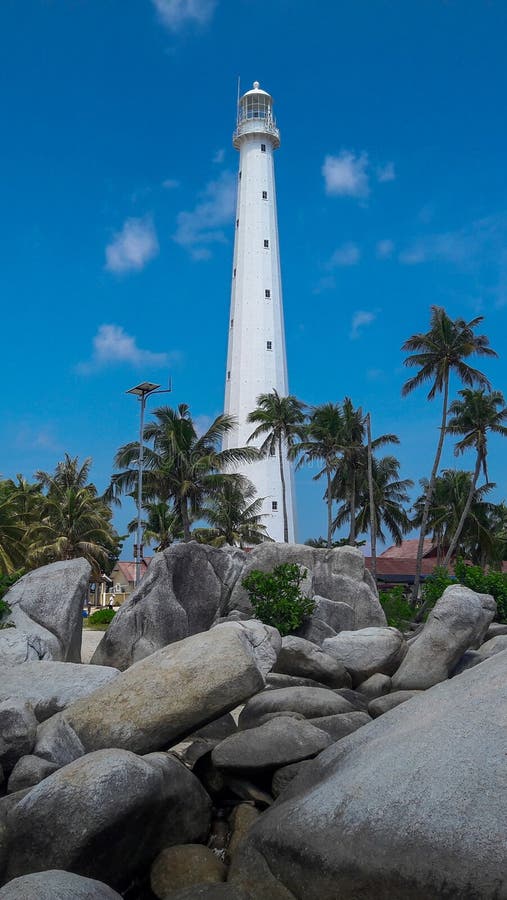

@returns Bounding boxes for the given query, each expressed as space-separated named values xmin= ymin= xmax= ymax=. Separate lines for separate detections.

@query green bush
xmin=379 ymin=585 xmax=414 ymax=629
xmin=454 ymin=559 xmax=507 ymax=623
xmin=0 ymin=597 xmax=14 ymax=629
xmin=421 ymin=566 xmax=455 ymax=613
xmin=88 ymin=607 xmax=116 ymax=626
xmin=0 ymin=571 xmax=23 ymax=601
xmin=242 ymin=563 xmax=315 ymax=636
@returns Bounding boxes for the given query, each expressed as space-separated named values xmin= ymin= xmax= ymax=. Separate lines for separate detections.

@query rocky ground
xmin=0 ymin=542 xmax=506 ymax=899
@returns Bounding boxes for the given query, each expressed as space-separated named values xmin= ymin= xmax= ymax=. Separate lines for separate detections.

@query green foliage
xmin=0 ymin=595 xmax=14 ymax=629
xmin=242 ymin=563 xmax=315 ymax=636
xmin=88 ymin=607 xmax=116 ymax=625
xmin=421 ymin=566 xmax=455 ymax=612
xmin=379 ymin=585 xmax=414 ymax=629
xmin=0 ymin=570 xmax=23 ymax=600
xmin=454 ymin=558 xmax=507 ymax=622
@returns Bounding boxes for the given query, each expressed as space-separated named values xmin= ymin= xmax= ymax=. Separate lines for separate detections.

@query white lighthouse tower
xmin=223 ymin=81 xmax=296 ymax=543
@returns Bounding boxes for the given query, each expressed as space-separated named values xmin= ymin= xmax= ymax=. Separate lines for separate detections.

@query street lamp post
xmin=127 ymin=380 xmax=172 ymax=587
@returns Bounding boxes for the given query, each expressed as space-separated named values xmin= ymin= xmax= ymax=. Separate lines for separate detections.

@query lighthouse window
xmin=266 ymin=341 xmax=272 ymax=350
xmin=239 ymin=171 xmax=242 ymax=180
xmin=236 ymin=219 xmax=239 ymax=228
xmin=227 ymin=371 xmax=231 ymax=380
xmin=261 ymin=144 xmax=266 ymax=152
xmin=233 ymin=268 xmax=236 ymax=277
xmin=264 ymin=239 xmax=269 ymax=248
xmin=272 ymin=501 xmax=278 ymax=511
xmin=230 ymin=318 xmax=234 ymax=327
xmin=262 ymin=191 xmax=268 ymax=199
xmin=265 ymin=289 xmax=271 ymax=298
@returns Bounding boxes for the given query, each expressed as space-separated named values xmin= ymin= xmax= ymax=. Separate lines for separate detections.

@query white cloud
xmin=76 ymin=325 xmax=169 ymax=374
xmin=322 ymin=151 xmax=369 ymax=198
xmin=151 ymin=0 xmax=216 ymax=30
xmin=328 ymin=242 xmax=361 ymax=267
xmin=349 ymin=310 xmax=376 ymax=340
xmin=213 ymin=148 xmax=225 ymax=164
xmin=105 ymin=217 xmax=159 ymax=274
xmin=13 ymin=423 xmax=61 ymax=453
xmin=162 ymin=178 xmax=180 ymax=189
xmin=377 ymin=161 xmax=396 ymax=183
xmin=312 ymin=275 xmax=336 ymax=295
xmin=174 ymin=170 xmax=236 ymax=259
xmin=376 ymin=239 xmax=395 ymax=259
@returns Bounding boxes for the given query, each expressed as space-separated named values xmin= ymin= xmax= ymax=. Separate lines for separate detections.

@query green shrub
xmin=454 ymin=559 xmax=507 ymax=623
xmin=421 ymin=566 xmax=455 ymax=613
xmin=242 ymin=563 xmax=315 ymax=636
xmin=0 ymin=571 xmax=23 ymax=600
xmin=88 ymin=607 xmax=116 ymax=626
xmin=379 ymin=585 xmax=414 ymax=629
xmin=0 ymin=597 xmax=14 ymax=629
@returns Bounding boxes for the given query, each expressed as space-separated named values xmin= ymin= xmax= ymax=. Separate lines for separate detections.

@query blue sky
xmin=1 ymin=0 xmax=507 ymax=552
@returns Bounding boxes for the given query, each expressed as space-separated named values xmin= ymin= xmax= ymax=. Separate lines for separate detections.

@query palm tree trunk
xmin=442 ymin=451 xmax=482 ymax=568
xmin=348 ymin=470 xmax=357 ymax=544
xmin=411 ymin=374 xmax=449 ymax=604
xmin=326 ymin=465 xmax=333 ymax=548
xmin=180 ymin=500 xmax=191 ymax=542
xmin=278 ymin=435 xmax=289 ymax=543
xmin=366 ymin=414 xmax=377 ymax=582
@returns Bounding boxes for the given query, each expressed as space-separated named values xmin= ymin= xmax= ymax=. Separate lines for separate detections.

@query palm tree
xmin=199 ymin=475 xmax=270 ymax=547
xmin=412 ymin=469 xmax=495 ymax=563
xmin=29 ymin=486 xmax=120 ymax=576
xmin=128 ymin=501 xmax=183 ymax=551
xmin=36 ymin=454 xmax=94 ymax=494
xmin=402 ymin=306 xmax=497 ymax=601
xmin=0 ymin=481 xmax=26 ymax=574
xmin=296 ymin=403 xmax=344 ymax=548
xmin=111 ymin=404 xmax=258 ymax=542
xmin=335 ymin=455 xmax=413 ymax=547
xmin=442 ymin=388 xmax=507 ymax=567
xmin=247 ymin=390 xmax=307 ymax=542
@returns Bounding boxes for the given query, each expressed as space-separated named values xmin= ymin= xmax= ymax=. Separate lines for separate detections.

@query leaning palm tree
xmin=442 ymin=388 xmax=507 ymax=567
xmin=336 ymin=454 xmax=413 ymax=547
xmin=200 ymin=475 xmax=270 ymax=547
xmin=110 ymin=404 xmax=258 ymax=542
xmin=402 ymin=306 xmax=497 ymax=602
xmin=247 ymin=390 xmax=307 ymax=542
xmin=296 ymin=403 xmax=344 ymax=548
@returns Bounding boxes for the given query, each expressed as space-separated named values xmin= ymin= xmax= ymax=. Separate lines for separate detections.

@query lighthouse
xmin=223 ymin=81 xmax=296 ymax=543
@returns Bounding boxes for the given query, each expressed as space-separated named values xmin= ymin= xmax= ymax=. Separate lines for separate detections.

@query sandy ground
xmin=81 ymin=629 xmax=103 ymax=664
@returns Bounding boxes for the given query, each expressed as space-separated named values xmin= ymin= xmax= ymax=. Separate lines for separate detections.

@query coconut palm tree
xmin=36 ymin=454 xmax=94 ymax=494
xmin=247 ymin=390 xmax=307 ymax=542
xmin=295 ymin=403 xmax=344 ymax=548
xmin=335 ymin=454 xmax=413 ymax=547
xmin=441 ymin=388 xmax=507 ymax=567
xmin=199 ymin=475 xmax=270 ymax=547
xmin=111 ymin=404 xmax=258 ymax=542
xmin=402 ymin=306 xmax=497 ymax=601
xmin=127 ymin=501 xmax=183 ymax=551
xmin=0 ymin=481 xmax=26 ymax=574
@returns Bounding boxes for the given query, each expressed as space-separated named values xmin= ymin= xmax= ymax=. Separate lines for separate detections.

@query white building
xmin=223 ymin=81 xmax=296 ymax=543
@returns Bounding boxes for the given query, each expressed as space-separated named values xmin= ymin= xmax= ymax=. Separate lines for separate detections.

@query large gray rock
xmin=0 ymin=560 xmax=90 ymax=664
xmin=150 ymin=844 xmax=227 ymax=897
xmin=213 ymin=620 xmax=281 ymax=677
xmin=452 ymin=635 xmax=507 ymax=676
xmin=296 ymin=596 xmax=355 ymax=644
xmin=368 ymin=690 xmax=421 ymax=718
xmin=7 ymin=756 xmax=59 ymax=793
xmin=0 ymin=870 xmax=122 ymax=899
xmin=322 ymin=627 xmax=407 ymax=686
xmin=356 ymin=673 xmax=392 ymax=699
xmin=228 ymin=544 xmax=385 ymax=629
xmin=33 ymin=627 xmax=265 ymax=765
xmin=0 ymin=701 xmax=37 ymax=771
xmin=0 ymin=662 xmax=119 ymax=722
xmin=273 ymin=636 xmax=351 ymax=687
xmin=212 ymin=717 xmax=332 ymax=770
xmin=91 ymin=542 xmax=246 ymax=669
xmin=229 ymin=650 xmax=507 ymax=899
xmin=392 ymin=584 xmax=496 ymax=690
xmin=5 ymin=749 xmax=211 ymax=888
xmin=308 ymin=711 xmax=371 ymax=741
xmin=238 ymin=687 xmax=355 ymax=731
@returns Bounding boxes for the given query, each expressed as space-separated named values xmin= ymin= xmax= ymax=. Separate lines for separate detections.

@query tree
xmin=36 ymin=454 xmax=93 ymax=493
xmin=412 ymin=469 xmax=495 ymax=564
xmin=296 ymin=403 xmax=344 ymax=548
xmin=247 ymin=390 xmax=307 ymax=542
xmin=128 ymin=501 xmax=182 ymax=551
xmin=443 ymin=389 xmax=507 ymax=566
xmin=111 ymin=404 xmax=258 ymax=542
xmin=335 ymin=455 xmax=413 ymax=548
xmin=199 ymin=475 xmax=270 ymax=547
xmin=402 ymin=306 xmax=497 ymax=602
xmin=0 ymin=481 xmax=26 ymax=574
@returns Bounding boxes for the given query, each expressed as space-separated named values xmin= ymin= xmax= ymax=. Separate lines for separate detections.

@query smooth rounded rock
xmin=368 ymin=690 xmax=421 ymax=718
xmin=309 ymin=711 xmax=371 ymax=741
xmin=0 ymin=870 xmax=122 ymax=899
xmin=356 ymin=673 xmax=392 ymax=699
xmin=274 ymin=636 xmax=351 ymax=687
xmin=228 ymin=803 xmax=261 ymax=858
xmin=0 ymin=701 xmax=37 ymax=771
xmin=212 ymin=717 xmax=332 ymax=770
xmin=150 ymin=845 xmax=226 ymax=898
xmin=239 ymin=687 xmax=355 ymax=730
xmin=0 ymin=662 xmax=120 ymax=722
xmin=323 ymin=627 xmax=407 ymax=685
xmin=7 ymin=756 xmax=59 ymax=793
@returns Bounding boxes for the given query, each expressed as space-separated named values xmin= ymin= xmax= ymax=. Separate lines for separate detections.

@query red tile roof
xmin=379 ymin=539 xmax=435 ymax=559
xmin=116 ymin=559 xmax=152 ymax=583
